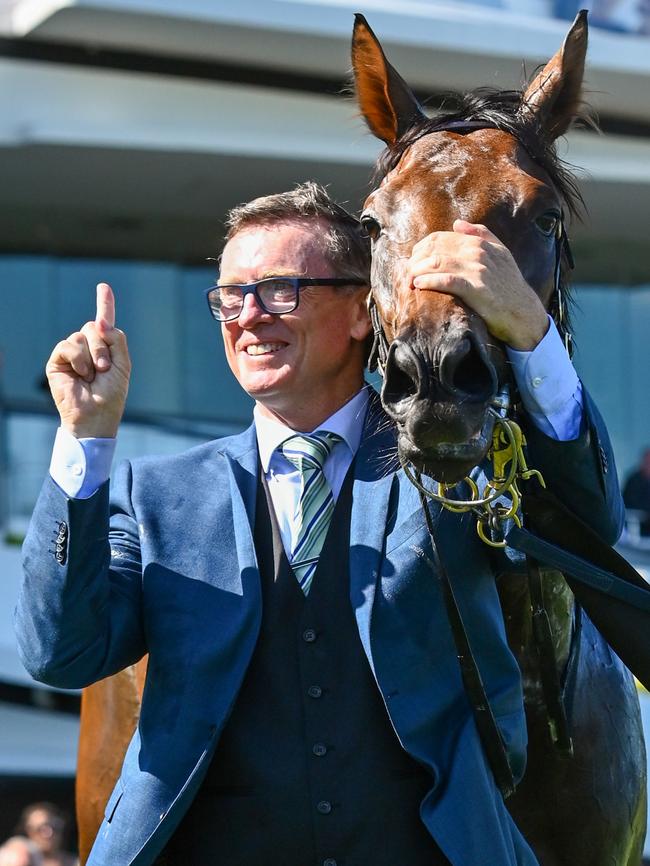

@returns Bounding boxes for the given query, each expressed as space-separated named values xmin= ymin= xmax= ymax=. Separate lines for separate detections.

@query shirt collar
xmin=254 ymin=386 xmax=371 ymax=473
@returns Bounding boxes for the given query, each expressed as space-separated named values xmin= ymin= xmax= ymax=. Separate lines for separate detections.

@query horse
xmin=351 ymin=11 xmax=646 ymax=866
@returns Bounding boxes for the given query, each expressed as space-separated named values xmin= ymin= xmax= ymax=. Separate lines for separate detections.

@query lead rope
xmin=417 ymin=490 xmax=517 ymax=799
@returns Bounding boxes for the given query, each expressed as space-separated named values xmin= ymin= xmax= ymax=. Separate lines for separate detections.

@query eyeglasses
xmin=205 ymin=276 xmax=366 ymax=322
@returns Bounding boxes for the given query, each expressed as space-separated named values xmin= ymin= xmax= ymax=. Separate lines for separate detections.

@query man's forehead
xmin=220 ymin=220 xmax=332 ymax=280
xmin=225 ymin=218 xmax=329 ymax=247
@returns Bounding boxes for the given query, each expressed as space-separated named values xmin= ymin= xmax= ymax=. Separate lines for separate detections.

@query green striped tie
xmin=280 ymin=431 xmax=342 ymax=595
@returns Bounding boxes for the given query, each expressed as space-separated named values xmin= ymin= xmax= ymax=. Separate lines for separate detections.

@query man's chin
xmin=239 ymin=372 xmax=293 ymax=404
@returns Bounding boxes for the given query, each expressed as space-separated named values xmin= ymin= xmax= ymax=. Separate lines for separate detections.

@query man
xmin=16 ymin=803 xmax=76 ymax=866
xmin=623 ymin=447 xmax=650 ymax=535
xmin=16 ymin=183 xmax=621 ymax=866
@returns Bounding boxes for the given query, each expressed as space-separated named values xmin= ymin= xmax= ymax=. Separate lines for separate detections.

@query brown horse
xmin=351 ymin=11 xmax=646 ymax=866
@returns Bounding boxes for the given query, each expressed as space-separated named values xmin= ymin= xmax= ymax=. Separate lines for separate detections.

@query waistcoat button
xmin=316 ymin=800 xmax=332 ymax=815
xmin=302 ymin=628 xmax=317 ymax=643
xmin=312 ymin=742 xmax=327 ymax=757
xmin=308 ymin=685 xmax=323 ymax=699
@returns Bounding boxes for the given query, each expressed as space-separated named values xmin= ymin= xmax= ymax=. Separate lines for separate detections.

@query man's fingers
xmin=411 ymin=273 xmax=469 ymax=297
xmin=81 ymin=321 xmax=112 ymax=371
xmin=452 ymin=219 xmax=499 ymax=244
xmin=94 ymin=282 xmax=129 ymax=366
xmin=96 ymin=283 xmax=116 ymax=331
xmin=47 ymin=335 xmax=95 ymax=382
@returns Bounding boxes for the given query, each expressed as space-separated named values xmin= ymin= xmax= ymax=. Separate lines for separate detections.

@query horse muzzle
xmin=381 ymin=335 xmax=501 ymax=482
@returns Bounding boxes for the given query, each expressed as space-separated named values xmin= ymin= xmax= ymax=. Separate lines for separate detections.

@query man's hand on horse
xmin=46 ymin=282 xmax=131 ymax=439
xmin=408 ymin=220 xmax=549 ymax=351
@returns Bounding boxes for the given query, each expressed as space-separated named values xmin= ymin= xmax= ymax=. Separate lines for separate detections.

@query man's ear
xmin=520 ymin=10 xmax=588 ymax=141
xmin=350 ymin=287 xmax=373 ymax=342
xmin=351 ymin=13 xmax=426 ymax=146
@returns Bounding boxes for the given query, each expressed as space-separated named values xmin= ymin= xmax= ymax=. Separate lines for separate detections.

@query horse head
xmin=352 ymin=13 xmax=588 ymax=483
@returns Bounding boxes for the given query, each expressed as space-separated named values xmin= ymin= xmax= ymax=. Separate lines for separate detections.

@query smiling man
xmin=16 ymin=183 xmax=623 ymax=866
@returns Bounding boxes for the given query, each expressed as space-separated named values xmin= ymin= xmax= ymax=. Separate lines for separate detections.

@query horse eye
xmin=361 ymin=215 xmax=382 ymax=241
xmin=535 ymin=211 xmax=561 ymax=237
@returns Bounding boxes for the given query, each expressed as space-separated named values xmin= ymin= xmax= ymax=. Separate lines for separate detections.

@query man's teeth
xmin=246 ymin=343 xmax=284 ymax=356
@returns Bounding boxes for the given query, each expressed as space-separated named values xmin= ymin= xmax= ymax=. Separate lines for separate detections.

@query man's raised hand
xmin=46 ymin=283 xmax=131 ymax=438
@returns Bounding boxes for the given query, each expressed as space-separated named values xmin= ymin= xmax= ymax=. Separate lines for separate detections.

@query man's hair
xmin=16 ymin=802 xmax=66 ymax=836
xmin=223 ymin=181 xmax=370 ymax=285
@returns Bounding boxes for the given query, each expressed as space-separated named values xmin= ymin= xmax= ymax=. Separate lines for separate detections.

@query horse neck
xmin=497 ymin=568 xmax=575 ymax=699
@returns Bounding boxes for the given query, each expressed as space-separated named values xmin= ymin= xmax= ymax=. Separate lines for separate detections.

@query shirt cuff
xmin=49 ymin=427 xmax=116 ymax=499
xmin=506 ymin=316 xmax=583 ymax=441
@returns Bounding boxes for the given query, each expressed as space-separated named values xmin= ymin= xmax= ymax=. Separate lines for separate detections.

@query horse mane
xmin=372 ymin=87 xmax=596 ymax=341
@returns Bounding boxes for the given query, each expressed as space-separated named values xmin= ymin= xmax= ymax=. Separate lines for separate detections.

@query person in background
xmin=15 ymin=805 xmax=76 ymax=866
xmin=0 ymin=837 xmax=43 ymax=866
xmin=623 ymin=447 xmax=650 ymax=536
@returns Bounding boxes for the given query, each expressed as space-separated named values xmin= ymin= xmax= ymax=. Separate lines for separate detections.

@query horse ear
xmin=521 ymin=10 xmax=588 ymax=141
xmin=351 ymin=13 xmax=426 ymax=146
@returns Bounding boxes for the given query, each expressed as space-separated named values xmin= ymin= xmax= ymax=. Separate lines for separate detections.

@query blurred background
xmin=0 ymin=0 xmax=649 ymax=858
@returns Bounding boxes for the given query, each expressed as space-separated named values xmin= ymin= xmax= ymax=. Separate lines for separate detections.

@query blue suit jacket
xmin=16 ymin=392 xmax=622 ymax=866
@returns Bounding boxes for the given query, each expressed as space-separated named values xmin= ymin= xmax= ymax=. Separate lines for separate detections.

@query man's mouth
xmin=245 ymin=342 xmax=287 ymax=356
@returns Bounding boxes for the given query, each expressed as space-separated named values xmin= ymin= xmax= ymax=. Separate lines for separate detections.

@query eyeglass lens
xmin=210 ymin=279 xmax=298 ymax=320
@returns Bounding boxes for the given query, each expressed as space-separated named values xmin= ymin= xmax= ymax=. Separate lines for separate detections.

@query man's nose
xmin=237 ymin=291 xmax=274 ymax=327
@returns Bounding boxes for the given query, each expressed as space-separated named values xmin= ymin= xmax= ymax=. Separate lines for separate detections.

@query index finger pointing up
xmin=96 ymin=282 xmax=116 ymax=330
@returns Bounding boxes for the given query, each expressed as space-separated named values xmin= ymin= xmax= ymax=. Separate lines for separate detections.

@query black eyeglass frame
xmin=205 ymin=276 xmax=366 ymax=322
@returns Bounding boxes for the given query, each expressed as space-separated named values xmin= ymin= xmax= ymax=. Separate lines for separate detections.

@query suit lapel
xmin=349 ymin=393 xmax=397 ymax=670
xmin=219 ymin=424 xmax=260 ymax=579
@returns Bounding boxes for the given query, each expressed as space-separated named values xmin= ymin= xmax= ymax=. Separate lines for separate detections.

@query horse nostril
xmin=382 ymin=340 xmax=426 ymax=413
xmin=439 ymin=335 xmax=497 ymax=402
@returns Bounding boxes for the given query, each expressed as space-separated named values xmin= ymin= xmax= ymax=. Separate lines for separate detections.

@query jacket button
xmin=302 ymin=628 xmax=317 ymax=643
xmin=323 ymin=860 xmax=338 ymax=866
xmin=312 ymin=742 xmax=327 ymax=757
xmin=308 ymin=685 xmax=323 ymax=699
xmin=316 ymin=800 xmax=332 ymax=815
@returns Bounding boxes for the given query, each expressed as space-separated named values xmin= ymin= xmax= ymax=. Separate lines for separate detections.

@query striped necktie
xmin=280 ymin=431 xmax=343 ymax=595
